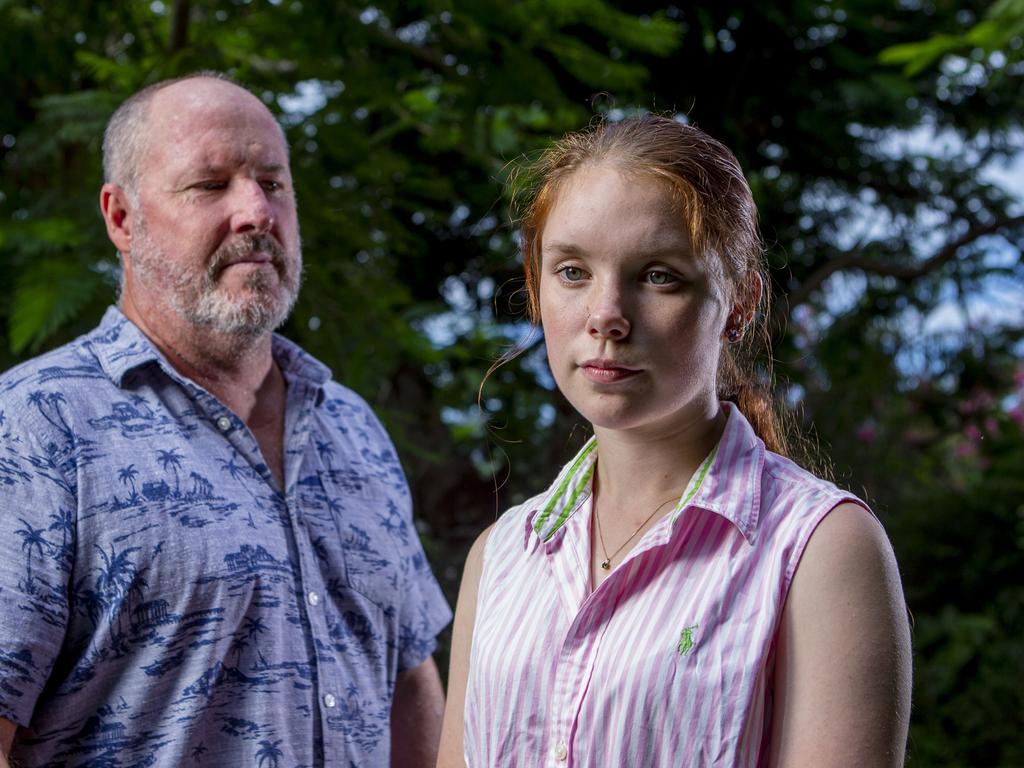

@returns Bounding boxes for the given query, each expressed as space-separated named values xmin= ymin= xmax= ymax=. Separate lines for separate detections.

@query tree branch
xmin=349 ymin=10 xmax=456 ymax=74
xmin=772 ymin=213 xmax=1024 ymax=336
xmin=170 ymin=0 xmax=190 ymax=53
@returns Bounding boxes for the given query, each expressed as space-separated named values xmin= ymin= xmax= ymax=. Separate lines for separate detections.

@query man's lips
xmin=579 ymin=359 xmax=642 ymax=383
xmin=218 ymin=253 xmax=275 ymax=272
xmin=224 ymin=253 xmax=273 ymax=265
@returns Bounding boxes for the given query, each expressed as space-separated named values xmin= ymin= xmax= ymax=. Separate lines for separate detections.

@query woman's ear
xmin=727 ymin=272 xmax=763 ymax=338
xmin=744 ymin=272 xmax=764 ymax=327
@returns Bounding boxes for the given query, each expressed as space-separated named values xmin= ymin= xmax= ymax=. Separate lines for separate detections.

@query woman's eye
xmin=645 ymin=270 xmax=677 ymax=286
xmin=558 ymin=266 xmax=586 ymax=282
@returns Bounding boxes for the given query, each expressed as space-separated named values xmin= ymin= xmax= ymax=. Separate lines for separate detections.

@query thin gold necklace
xmin=594 ymin=495 xmax=678 ymax=570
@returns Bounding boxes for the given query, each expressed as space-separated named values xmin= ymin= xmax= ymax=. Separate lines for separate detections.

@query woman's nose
xmin=586 ymin=287 xmax=630 ymax=340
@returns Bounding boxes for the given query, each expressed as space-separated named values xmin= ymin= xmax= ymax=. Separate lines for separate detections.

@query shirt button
xmin=553 ymin=741 xmax=568 ymax=761
xmin=216 ymin=416 xmax=232 ymax=431
xmin=307 ymin=591 xmax=320 ymax=606
xmin=323 ymin=693 xmax=337 ymax=709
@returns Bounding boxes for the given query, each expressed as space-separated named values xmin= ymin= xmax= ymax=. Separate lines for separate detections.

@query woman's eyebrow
xmin=541 ymin=241 xmax=583 ymax=256
xmin=543 ymin=240 xmax=696 ymax=262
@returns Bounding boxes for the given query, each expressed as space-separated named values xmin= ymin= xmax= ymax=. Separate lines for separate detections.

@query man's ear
xmin=100 ymin=183 xmax=135 ymax=254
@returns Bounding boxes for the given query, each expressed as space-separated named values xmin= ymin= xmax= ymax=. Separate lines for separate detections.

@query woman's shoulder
xmin=760 ymin=447 xmax=867 ymax=514
xmin=487 ymin=489 xmax=554 ymax=543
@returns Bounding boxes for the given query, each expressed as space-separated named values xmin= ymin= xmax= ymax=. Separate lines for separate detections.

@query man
xmin=0 ymin=73 xmax=451 ymax=767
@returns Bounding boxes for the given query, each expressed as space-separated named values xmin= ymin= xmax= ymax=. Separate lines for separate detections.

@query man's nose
xmin=586 ymin=283 xmax=631 ymax=340
xmin=230 ymin=180 xmax=274 ymax=234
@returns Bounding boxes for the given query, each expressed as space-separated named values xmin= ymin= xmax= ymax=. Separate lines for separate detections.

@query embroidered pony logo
xmin=677 ymin=624 xmax=699 ymax=655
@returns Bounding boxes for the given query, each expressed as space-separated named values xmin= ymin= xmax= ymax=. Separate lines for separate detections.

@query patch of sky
xmin=980 ymin=137 xmax=1024 ymax=212
xmin=521 ymin=340 xmax=556 ymax=390
xmin=716 ymin=28 xmax=736 ymax=53
xmin=470 ymin=213 xmax=498 ymax=236
xmin=477 ymin=277 xmax=496 ymax=302
xmin=806 ymin=24 xmax=841 ymax=45
xmin=440 ymin=405 xmax=484 ymax=429
xmin=784 ymin=383 xmax=806 ymax=410
xmin=792 ymin=118 xmax=1023 ymax=371
xmin=397 ymin=19 xmax=431 ymax=45
xmin=449 ymin=204 xmax=471 ymax=227
xmin=416 ymin=279 xmax=476 ymax=346
xmin=278 ymin=80 xmax=344 ymax=125
xmin=922 ymin=278 xmax=1024 ymax=335
xmin=819 ymin=271 xmax=869 ymax=319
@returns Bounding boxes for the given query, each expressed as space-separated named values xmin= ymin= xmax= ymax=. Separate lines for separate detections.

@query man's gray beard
xmin=129 ymin=222 xmax=302 ymax=339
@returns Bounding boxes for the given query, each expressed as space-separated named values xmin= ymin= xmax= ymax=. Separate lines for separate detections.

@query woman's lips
xmin=580 ymin=360 xmax=642 ymax=384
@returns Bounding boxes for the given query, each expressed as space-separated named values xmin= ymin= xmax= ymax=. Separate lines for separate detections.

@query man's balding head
xmin=102 ymin=72 xmax=287 ymax=199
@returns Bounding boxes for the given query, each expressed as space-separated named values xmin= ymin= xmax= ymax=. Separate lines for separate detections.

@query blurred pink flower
xmin=1009 ymin=405 xmax=1024 ymax=428
xmin=954 ymin=441 xmax=977 ymax=459
xmin=856 ymin=421 xmax=877 ymax=443
xmin=959 ymin=389 xmax=994 ymax=415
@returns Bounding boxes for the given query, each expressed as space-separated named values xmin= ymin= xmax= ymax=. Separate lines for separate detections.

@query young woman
xmin=437 ymin=116 xmax=911 ymax=767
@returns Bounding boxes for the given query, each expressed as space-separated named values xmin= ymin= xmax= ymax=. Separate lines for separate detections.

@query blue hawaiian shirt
xmin=0 ymin=307 xmax=451 ymax=768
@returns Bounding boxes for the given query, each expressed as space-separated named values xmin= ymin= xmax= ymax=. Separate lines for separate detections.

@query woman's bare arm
xmin=0 ymin=717 xmax=15 ymax=767
xmin=435 ymin=525 xmax=493 ymax=768
xmin=769 ymin=503 xmax=912 ymax=767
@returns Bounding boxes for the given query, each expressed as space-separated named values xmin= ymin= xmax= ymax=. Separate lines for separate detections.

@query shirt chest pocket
xmin=310 ymin=466 xmax=406 ymax=610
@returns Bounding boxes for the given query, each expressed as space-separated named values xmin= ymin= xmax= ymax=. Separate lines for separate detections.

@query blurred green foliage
xmin=2 ymin=0 xmax=1022 ymax=763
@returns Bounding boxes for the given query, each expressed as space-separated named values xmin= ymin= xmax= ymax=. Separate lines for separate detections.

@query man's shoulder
xmin=0 ymin=328 xmax=109 ymax=403
xmin=320 ymin=377 xmax=372 ymax=409
xmin=316 ymin=378 xmax=392 ymax=443
xmin=0 ymin=307 xmax=141 ymax=396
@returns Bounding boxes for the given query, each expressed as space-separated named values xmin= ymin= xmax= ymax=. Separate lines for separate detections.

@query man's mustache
xmin=207 ymin=234 xmax=287 ymax=279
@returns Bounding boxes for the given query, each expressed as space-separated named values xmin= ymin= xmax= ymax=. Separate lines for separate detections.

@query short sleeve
xmin=0 ymin=401 xmax=73 ymax=726
xmin=361 ymin=408 xmax=452 ymax=672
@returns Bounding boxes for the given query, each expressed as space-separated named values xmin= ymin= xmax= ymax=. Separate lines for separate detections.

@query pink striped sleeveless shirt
xmin=464 ymin=404 xmax=865 ymax=767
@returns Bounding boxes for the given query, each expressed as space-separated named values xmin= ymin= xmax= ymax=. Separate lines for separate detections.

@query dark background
xmin=2 ymin=1 xmax=1023 ymax=763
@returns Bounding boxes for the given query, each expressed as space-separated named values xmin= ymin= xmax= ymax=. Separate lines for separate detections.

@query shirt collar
xmin=531 ymin=437 xmax=598 ymax=543
xmin=90 ymin=305 xmax=331 ymax=395
xmin=528 ymin=402 xmax=765 ymax=547
xmin=681 ymin=402 xmax=764 ymax=544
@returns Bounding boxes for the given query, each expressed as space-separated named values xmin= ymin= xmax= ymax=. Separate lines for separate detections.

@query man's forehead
xmin=153 ymin=76 xmax=264 ymax=114
xmin=142 ymin=80 xmax=288 ymax=170
xmin=148 ymin=80 xmax=281 ymax=139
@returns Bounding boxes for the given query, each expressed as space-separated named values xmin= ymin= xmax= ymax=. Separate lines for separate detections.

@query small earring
xmin=726 ymin=327 xmax=742 ymax=343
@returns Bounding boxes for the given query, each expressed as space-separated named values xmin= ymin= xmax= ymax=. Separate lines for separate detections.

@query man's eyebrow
xmin=185 ymin=162 xmax=287 ymax=175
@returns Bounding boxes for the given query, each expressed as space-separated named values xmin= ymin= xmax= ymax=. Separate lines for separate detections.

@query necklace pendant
xmin=600 ymin=560 xmax=610 ymax=570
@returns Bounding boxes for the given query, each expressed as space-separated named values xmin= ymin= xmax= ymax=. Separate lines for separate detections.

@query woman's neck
xmin=592 ymin=405 xmax=726 ymax=519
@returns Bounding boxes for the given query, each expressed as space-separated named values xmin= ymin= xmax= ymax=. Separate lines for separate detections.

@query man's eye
xmin=195 ymin=181 xmax=226 ymax=191
xmin=261 ymin=180 xmax=283 ymax=192
xmin=645 ymin=270 xmax=677 ymax=286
